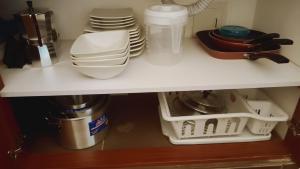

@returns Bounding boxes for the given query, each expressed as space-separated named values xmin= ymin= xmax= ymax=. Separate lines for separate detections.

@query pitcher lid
xmin=145 ymin=4 xmax=188 ymax=18
xmin=144 ymin=4 xmax=188 ymax=25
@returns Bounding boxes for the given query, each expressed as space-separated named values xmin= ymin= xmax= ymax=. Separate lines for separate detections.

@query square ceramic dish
xmin=72 ymin=50 xmax=129 ymax=66
xmin=90 ymin=20 xmax=136 ymax=26
xmin=89 ymin=8 xmax=134 ymax=19
xmin=71 ymin=44 xmax=130 ymax=61
xmin=70 ymin=30 xmax=129 ymax=57
xmin=89 ymin=17 xmax=135 ymax=23
xmin=91 ymin=22 xmax=136 ymax=30
xmin=72 ymin=57 xmax=129 ymax=79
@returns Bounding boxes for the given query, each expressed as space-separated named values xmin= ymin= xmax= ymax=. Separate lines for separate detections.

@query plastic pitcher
xmin=144 ymin=5 xmax=188 ymax=65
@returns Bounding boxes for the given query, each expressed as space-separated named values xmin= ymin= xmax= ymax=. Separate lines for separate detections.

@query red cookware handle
xmin=245 ymin=53 xmax=289 ymax=64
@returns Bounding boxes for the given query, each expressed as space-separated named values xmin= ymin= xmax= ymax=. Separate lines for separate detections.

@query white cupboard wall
xmin=253 ymin=0 xmax=300 ymax=138
xmin=0 ymin=0 xmax=257 ymax=39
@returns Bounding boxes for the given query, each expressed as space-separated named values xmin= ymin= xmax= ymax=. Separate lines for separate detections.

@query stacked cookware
xmin=196 ymin=25 xmax=294 ymax=64
xmin=48 ymin=95 xmax=109 ymax=149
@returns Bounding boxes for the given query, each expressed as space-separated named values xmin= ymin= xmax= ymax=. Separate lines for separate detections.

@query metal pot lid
xmin=52 ymin=94 xmax=107 ymax=111
xmin=178 ymin=91 xmax=225 ymax=114
xmin=169 ymin=97 xmax=201 ymax=116
xmin=54 ymin=95 xmax=109 ymax=119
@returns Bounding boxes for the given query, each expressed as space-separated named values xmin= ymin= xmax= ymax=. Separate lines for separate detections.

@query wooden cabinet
xmin=1 ymin=0 xmax=300 ymax=168
xmin=0 ymin=94 xmax=299 ymax=169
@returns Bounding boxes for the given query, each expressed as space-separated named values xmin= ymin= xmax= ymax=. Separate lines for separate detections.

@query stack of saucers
xmin=84 ymin=8 xmax=145 ymax=57
xmin=70 ymin=30 xmax=130 ymax=79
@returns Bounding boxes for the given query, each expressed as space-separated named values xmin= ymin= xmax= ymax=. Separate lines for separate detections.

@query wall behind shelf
xmin=0 ymin=0 xmax=256 ymax=39
xmin=254 ymin=0 xmax=300 ymax=138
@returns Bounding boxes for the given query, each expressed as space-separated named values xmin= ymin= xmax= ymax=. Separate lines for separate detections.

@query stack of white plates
xmin=84 ymin=8 xmax=145 ymax=57
xmin=70 ymin=30 xmax=130 ymax=79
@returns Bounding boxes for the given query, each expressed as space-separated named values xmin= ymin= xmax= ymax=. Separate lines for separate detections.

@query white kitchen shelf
xmin=1 ymin=38 xmax=300 ymax=97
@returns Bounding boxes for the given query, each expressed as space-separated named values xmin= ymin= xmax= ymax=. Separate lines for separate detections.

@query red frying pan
xmin=196 ymin=30 xmax=289 ymax=64
xmin=209 ymin=31 xmax=293 ymax=51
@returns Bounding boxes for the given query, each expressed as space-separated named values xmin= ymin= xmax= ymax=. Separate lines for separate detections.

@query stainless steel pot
xmin=51 ymin=96 xmax=109 ymax=149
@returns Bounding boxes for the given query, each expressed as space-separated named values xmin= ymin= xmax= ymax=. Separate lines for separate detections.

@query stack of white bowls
xmin=84 ymin=8 xmax=145 ymax=57
xmin=70 ymin=30 xmax=130 ymax=79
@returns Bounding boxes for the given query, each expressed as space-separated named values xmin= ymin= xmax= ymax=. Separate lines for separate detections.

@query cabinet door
xmin=286 ymin=98 xmax=300 ymax=166
xmin=0 ymin=74 xmax=4 ymax=90
xmin=0 ymin=98 xmax=22 ymax=169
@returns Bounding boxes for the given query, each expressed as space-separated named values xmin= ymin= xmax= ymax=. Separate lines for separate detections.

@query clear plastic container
xmin=144 ymin=5 xmax=188 ymax=65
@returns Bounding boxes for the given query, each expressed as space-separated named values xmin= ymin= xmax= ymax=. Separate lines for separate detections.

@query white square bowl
xmin=70 ymin=30 xmax=129 ymax=57
xmin=72 ymin=57 xmax=129 ymax=79
xmin=72 ymin=49 xmax=129 ymax=66
xmin=71 ymin=44 xmax=130 ymax=61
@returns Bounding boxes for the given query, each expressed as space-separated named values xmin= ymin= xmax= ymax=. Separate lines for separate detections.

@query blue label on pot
xmin=88 ymin=114 xmax=108 ymax=136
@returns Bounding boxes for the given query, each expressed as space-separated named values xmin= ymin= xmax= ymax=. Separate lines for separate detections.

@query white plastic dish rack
xmin=158 ymin=90 xmax=289 ymax=144
xmin=237 ymin=89 xmax=289 ymax=135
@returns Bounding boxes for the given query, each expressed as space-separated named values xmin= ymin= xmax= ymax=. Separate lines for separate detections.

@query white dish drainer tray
xmin=158 ymin=90 xmax=288 ymax=144
xmin=159 ymin=110 xmax=271 ymax=145
xmin=237 ymin=89 xmax=290 ymax=135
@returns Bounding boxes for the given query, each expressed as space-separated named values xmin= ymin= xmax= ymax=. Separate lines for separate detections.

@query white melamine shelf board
xmin=1 ymin=38 xmax=300 ymax=97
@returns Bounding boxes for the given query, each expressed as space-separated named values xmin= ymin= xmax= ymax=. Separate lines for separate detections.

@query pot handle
xmin=248 ymin=33 xmax=280 ymax=44
xmin=245 ymin=52 xmax=289 ymax=64
xmin=271 ymin=39 xmax=294 ymax=45
xmin=44 ymin=111 xmax=60 ymax=126
xmin=251 ymin=38 xmax=294 ymax=51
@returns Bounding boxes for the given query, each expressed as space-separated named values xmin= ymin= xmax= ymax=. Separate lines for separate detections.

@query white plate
xmin=90 ymin=19 xmax=136 ymax=26
xmin=128 ymin=24 xmax=140 ymax=32
xmin=130 ymin=35 xmax=140 ymax=42
xmin=130 ymin=39 xmax=145 ymax=48
xmin=91 ymin=22 xmax=136 ymax=30
xmin=73 ymin=57 xmax=129 ymax=79
xmin=89 ymin=8 xmax=134 ymax=19
xmin=72 ymin=52 xmax=129 ymax=66
xmin=70 ymin=30 xmax=129 ymax=57
xmin=84 ymin=28 xmax=139 ymax=35
xmin=71 ymin=44 xmax=130 ymax=60
xmin=130 ymin=46 xmax=145 ymax=57
xmin=130 ymin=33 xmax=145 ymax=44
xmin=130 ymin=43 xmax=145 ymax=52
xmin=89 ymin=17 xmax=135 ymax=23
xmin=84 ymin=24 xmax=140 ymax=33
xmin=129 ymin=29 xmax=139 ymax=35
xmin=129 ymin=32 xmax=140 ymax=39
